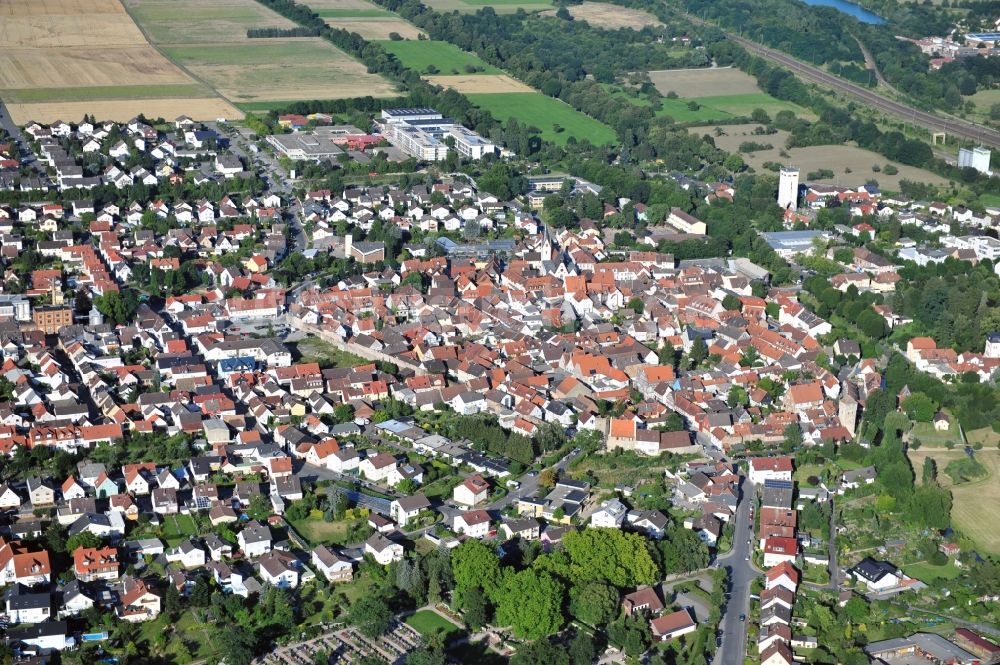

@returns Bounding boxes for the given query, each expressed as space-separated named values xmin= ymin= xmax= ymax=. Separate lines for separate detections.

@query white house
xmin=453 ymin=509 xmax=491 ymax=539
xmin=364 ymin=534 xmax=403 ymax=565
xmin=311 ymin=546 xmax=353 ymax=582
xmin=589 ymin=499 xmax=628 ymax=529
xmin=748 ymin=457 xmax=793 ymax=484
xmin=453 ymin=475 xmax=489 ymax=507
xmin=237 ymin=521 xmax=272 ymax=558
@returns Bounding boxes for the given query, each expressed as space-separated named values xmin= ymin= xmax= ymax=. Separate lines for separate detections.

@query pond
xmin=802 ymin=0 xmax=886 ymax=24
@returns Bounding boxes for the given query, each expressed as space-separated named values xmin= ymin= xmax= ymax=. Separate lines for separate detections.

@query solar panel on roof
xmin=764 ymin=479 xmax=794 ymax=490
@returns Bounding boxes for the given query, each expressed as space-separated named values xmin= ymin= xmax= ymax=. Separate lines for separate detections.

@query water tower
xmin=778 ymin=167 xmax=799 ymax=210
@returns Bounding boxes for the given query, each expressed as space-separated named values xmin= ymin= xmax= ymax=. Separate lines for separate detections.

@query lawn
xmin=135 ymin=609 xmax=220 ymax=661
xmin=691 ymin=92 xmax=806 ymax=117
xmin=907 ymin=420 xmax=963 ymax=448
xmin=981 ymin=193 xmax=1000 ymax=208
xmin=296 ymin=336 xmax=368 ymax=368
xmin=377 ymin=40 xmax=499 ymax=74
xmin=466 ymin=92 xmax=617 ymax=145
xmin=290 ymin=511 xmax=355 ymax=545
xmin=405 ymin=610 xmax=463 ymax=641
xmin=905 ymin=560 xmax=963 ymax=582
xmin=162 ymin=513 xmax=199 ymax=544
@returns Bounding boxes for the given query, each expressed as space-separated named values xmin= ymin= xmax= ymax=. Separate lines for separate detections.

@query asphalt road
xmin=714 ymin=478 xmax=757 ymax=665
xmin=680 ymin=17 xmax=1000 ymax=149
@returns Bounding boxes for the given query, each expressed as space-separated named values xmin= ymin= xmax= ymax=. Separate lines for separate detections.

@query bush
xmin=929 ymin=550 xmax=948 ymax=566
xmin=884 ymin=164 xmax=899 ymax=175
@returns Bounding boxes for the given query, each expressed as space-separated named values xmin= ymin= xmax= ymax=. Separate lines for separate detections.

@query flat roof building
xmin=266 ymin=131 xmax=345 ymax=161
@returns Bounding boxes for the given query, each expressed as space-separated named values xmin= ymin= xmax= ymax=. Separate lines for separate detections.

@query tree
xmin=569 ymin=581 xmax=619 ymax=626
xmin=722 ymin=293 xmax=741 ymax=310
xmin=561 ymin=529 xmax=658 ymax=588
xmin=689 ymin=337 xmax=708 ymax=367
xmin=218 ymin=625 xmax=255 ymax=665
xmin=903 ymin=392 xmax=937 ymax=422
xmin=781 ymin=423 xmax=803 ymax=453
xmin=510 ymin=639 xmax=570 ymax=665
xmin=165 ymin=583 xmax=182 ymax=619
xmin=463 ymin=585 xmax=489 ymax=630
xmin=66 ymin=532 xmax=102 ymax=553
xmin=857 ymin=308 xmax=889 ymax=340
xmin=922 ymin=457 xmax=937 ymax=485
xmin=189 ymin=576 xmax=213 ymax=607
xmin=495 ymin=569 xmax=566 ymax=639
xmin=627 ymin=297 xmax=644 ymax=315
xmin=406 ymin=647 xmax=447 ymax=665
xmin=538 ymin=468 xmax=557 ymax=489
xmin=451 ymin=540 xmax=501 ymax=605
xmin=94 ymin=290 xmax=139 ymax=326
xmin=569 ymin=631 xmax=597 ymax=665
xmin=348 ymin=595 xmax=393 ymax=638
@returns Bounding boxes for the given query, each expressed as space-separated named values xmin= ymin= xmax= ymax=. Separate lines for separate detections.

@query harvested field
xmin=650 ymin=67 xmax=762 ymax=97
xmin=6 ymin=98 xmax=242 ymax=124
xmin=124 ymin=0 xmax=297 ymax=44
xmin=0 ymin=47 xmax=191 ymax=90
xmin=324 ymin=17 xmax=422 ymax=39
xmin=908 ymin=448 xmax=1000 ymax=555
xmin=0 ymin=14 xmax=146 ymax=47
xmin=692 ymin=123 xmax=947 ymax=190
xmin=0 ymin=0 xmax=239 ymax=122
xmin=540 ymin=1 xmax=660 ymax=29
xmin=0 ymin=0 xmax=126 ymax=15
xmin=425 ymin=74 xmax=534 ymax=93
xmin=164 ymin=40 xmax=397 ymax=102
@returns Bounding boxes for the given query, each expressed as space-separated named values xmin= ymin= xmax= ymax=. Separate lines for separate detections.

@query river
xmin=802 ymin=0 xmax=886 ymax=24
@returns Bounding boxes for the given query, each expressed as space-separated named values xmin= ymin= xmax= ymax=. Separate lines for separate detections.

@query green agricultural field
xmin=1 ymin=84 xmax=213 ymax=104
xmin=656 ymin=98 xmax=734 ymax=123
xmin=163 ymin=39 xmax=396 ymax=102
xmin=125 ymin=0 xmax=298 ymax=44
xmin=377 ymin=40 xmax=500 ymax=74
xmin=466 ymin=92 xmax=616 ymax=145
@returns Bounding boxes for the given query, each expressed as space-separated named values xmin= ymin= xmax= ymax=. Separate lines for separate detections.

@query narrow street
xmin=713 ymin=478 xmax=757 ymax=665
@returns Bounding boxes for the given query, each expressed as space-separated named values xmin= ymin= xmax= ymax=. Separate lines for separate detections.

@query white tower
xmin=778 ymin=168 xmax=799 ymax=210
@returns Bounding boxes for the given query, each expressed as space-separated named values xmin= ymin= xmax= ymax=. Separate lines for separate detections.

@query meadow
xmin=378 ymin=40 xmax=500 ymax=74
xmin=649 ymin=67 xmax=762 ymax=97
xmin=466 ymin=92 xmax=617 ymax=145
xmin=907 ymin=447 xmax=1000 ymax=555
xmin=697 ymin=124 xmax=948 ymax=190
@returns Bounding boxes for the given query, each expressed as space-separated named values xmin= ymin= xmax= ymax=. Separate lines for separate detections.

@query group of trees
xmin=446 ymin=414 xmax=537 ymax=465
